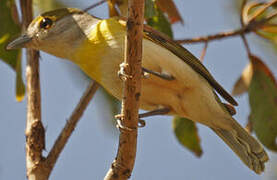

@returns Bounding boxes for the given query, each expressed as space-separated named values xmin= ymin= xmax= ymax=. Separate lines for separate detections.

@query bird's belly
xmin=97 ymin=39 xmax=225 ymax=127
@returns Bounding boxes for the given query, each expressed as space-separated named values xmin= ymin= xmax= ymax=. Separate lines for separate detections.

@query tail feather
xmin=212 ymin=118 xmax=269 ymax=174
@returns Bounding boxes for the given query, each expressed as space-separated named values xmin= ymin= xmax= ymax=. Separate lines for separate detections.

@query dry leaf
xmin=155 ymin=0 xmax=183 ymax=24
xmin=232 ymin=63 xmax=253 ymax=96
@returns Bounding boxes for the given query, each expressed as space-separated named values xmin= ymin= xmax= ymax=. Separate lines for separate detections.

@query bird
xmin=7 ymin=7 xmax=268 ymax=174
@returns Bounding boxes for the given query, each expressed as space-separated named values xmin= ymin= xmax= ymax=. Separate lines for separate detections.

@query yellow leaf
xmin=0 ymin=0 xmax=25 ymax=101
xmin=232 ymin=63 xmax=253 ymax=96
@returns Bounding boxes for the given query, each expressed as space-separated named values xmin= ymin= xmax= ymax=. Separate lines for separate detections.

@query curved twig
xmin=44 ymin=81 xmax=99 ymax=178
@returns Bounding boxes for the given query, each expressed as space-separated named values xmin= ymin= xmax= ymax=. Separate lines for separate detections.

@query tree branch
xmin=176 ymin=0 xmax=277 ymax=44
xmin=104 ymin=0 xmax=145 ymax=179
xmin=175 ymin=27 xmax=250 ymax=44
xmin=44 ymin=81 xmax=99 ymax=178
xmin=20 ymin=2 xmax=100 ymax=179
xmin=20 ymin=0 xmax=45 ymax=179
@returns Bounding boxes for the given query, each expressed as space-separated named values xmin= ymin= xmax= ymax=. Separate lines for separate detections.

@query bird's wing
xmin=142 ymin=25 xmax=238 ymax=106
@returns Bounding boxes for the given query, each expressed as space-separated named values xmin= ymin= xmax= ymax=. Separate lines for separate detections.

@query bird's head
xmin=7 ymin=8 xmax=100 ymax=59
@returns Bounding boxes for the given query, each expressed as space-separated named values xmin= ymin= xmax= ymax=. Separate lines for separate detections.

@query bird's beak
xmin=6 ymin=34 xmax=32 ymax=50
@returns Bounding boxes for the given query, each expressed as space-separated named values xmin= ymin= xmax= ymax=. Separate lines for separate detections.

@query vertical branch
xmin=240 ymin=0 xmax=252 ymax=56
xmin=104 ymin=0 xmax=145 ymax=179
xmin=20 ymin=0 xmax=45 ymax=179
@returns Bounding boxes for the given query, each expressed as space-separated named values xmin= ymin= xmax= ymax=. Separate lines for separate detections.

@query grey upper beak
xmin=6 ymin=34 xmax=32 ymax=50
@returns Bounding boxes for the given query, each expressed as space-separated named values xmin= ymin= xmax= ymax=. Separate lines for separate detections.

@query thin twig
xmin=176 ymin=0 xmax=277 ymax=45
xmin=175 ymin=15 xmax=275 ymax=44
xmin=104 ymin=0 xmax=145 ymax=179
xmin=200 ymin=41 xmax=208 ymax=62
xmin=20 ymin=0 xmax=45 ymax=179
xmin=83 ymin=0 xmax=107 ymax=12
xmin=240 ymin=0 xmax=252 ymax=56
xmin=175 ymin=28 xmax=249 ymax=44
xmin=44 ymin=81 xmax=99 ymax=178
xmin=241 ymin=34 xmax=251 ymax=56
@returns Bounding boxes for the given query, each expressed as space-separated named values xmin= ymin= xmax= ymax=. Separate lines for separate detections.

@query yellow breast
xmin=72 ymin=18 xmax=126 ymax=84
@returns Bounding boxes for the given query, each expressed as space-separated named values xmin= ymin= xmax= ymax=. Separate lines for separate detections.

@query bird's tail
xmin=211 ymin=117 xmax=269 ymax=174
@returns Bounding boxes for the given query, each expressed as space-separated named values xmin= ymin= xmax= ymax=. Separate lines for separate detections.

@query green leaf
xmin=248 ymin=55 xmax=277 ymax=151
xmin=172 ymin=116 xmax=202 ymax=157
xmin=0 ymin=0 xmax=25 ymax=101
xmin=144 ymin=0 xmax=156 ymax=19
xmin=146 ymin=6 xmax=173 ymax=38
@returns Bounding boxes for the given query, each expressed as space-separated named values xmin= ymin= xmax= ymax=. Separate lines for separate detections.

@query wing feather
xmin=143 ymin=25 xmax=238 ymax=106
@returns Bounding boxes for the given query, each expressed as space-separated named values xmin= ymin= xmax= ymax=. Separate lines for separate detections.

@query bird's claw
xmin=115 ymin=114 xmax=145 ymax=131
xmin=118 ymin=62 xmax=132 ymax=81
xmin=142 ymin=71 xmax=150 ymax=79
xmin=138 ymin=119 xmax=146 ymax=127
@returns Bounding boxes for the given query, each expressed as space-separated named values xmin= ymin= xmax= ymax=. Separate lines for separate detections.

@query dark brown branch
xmin=104 ymin=0 xmax=145 ymax=179
xmin=20 ymin=0 xmax=45 ymax=179
xmin=44 ymin=81 xmax=99 ymax=178
xmin=241 ymin=33 xmax=251 ymax=55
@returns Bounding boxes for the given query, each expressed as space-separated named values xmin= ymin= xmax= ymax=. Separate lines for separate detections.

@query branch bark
xmin=20 ymin=0 xmax=45 ymax=179
xmin=104 ymin=0 xmax=145 ymax=179
xmin=44 ymin=81 xmax=99 ymax=177
xmin=175 ymin=27 xmax=250 ymax=44
xmin=20 ymin=2 xmax=100 ymax=179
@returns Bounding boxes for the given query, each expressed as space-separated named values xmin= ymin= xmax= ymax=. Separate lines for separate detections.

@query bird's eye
xmin=39 ymin=18 xmax=53 ymax=29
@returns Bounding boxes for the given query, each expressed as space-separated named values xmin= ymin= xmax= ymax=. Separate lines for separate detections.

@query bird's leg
xmin=115 ymin=107 xmax=171 ymax=131
xmin=142 ymin=67 xmax=175 ymax=81
xmin=118 ymin=63 xmax=174 ymax=81
xmin=138 ymin=107 xmax=171 ymax=118
xmin=118 ymin=62 xmax=132 ymax=81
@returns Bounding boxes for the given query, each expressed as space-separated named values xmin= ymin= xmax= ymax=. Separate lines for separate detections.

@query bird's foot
xmin=115 ymin=114 xmax=145 ymax=132
xmin=138 ymin=107 xmax=171 ymax=118
xmin=118 ymin=62 xmax=132 ymax=81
